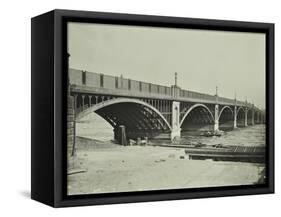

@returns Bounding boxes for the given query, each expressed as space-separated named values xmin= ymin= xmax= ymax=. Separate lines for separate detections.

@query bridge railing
xmin=69 ymin=68 xmax=173 ymax=96
xmin=180 ymin=89 xmax=216 ymax=101
xmin=69 ymin=68 xmax=252 ymax=107
xmin=237 ymin=100 xmax=246 ymax=106
xmin=218 ymin=96 xmax=236 ymax=105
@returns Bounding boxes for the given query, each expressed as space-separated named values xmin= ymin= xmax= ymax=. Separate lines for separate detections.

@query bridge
xmin=67 ymin=68 xmax=265 ymax=153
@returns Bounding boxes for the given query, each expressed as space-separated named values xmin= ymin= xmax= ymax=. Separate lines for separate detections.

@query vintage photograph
xmin=66 ymin=22 xmax=266 ymax=196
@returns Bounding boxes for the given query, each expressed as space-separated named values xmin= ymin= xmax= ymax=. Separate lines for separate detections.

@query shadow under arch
xmin=76 ymin=98 xmax=172 ymax=139
xmin=246 ymin=108 xmax=254 ymax=125
xmin=254 ymin=110 xmax=262 ymax=124
xmin=218 ymin=105 xmax=234 ymax=131
xmin=218 ymin=106 xmax=233 ymax=120
xmin=236 ymin=107 xmax=246 ymax=127
xmin=180 ymin=104 xmax=215 ymax=133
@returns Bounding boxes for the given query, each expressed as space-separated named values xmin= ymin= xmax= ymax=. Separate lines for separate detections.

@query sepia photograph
xmin=66 ymin=21 xmax=266 ymax=196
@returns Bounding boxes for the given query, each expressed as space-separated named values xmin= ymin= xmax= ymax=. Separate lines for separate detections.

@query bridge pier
xmin=245 ymin=108 xmax=248 ymax=127
xmin=67 ymin=94 xmax=77 ymax=171
xmin=171 ymin=128 xmax=181 ymax=140
xmin=170 ymin=101 xmax=181 ymax=140
xmin=251 ymin=108 xmax=255 ymax=125
xmin=214 ymin=104 xmax=219 ymax=132
xmin=233 ymin=106 xmax=237 ymax=128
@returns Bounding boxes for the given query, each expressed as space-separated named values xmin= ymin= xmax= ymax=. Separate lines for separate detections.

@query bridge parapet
xmin=69 ymin=68 xmax=255 ymax=108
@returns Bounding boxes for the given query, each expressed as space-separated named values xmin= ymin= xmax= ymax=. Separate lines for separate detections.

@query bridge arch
xmin=76 ymin=98 xmax=172 ymax=139
xmin=236 ymin=107 xmax=245 ymax=116
xmin=180 ymin=104 xmax=215 ymax=132
xmin=236 ymin=106 xmax=246 ymax=127
xmin=218 ymin=106 xmax=233 ymax=120
xmin=218 ymin=106 xmax=234 ymax=130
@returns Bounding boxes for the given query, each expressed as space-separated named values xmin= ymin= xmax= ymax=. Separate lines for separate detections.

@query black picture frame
xmin=31 ymin=9 xmax=274 ymax=207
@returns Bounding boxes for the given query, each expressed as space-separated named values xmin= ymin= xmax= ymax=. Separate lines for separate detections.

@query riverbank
xmin=67 ymin=138 xmax=265 ymax=195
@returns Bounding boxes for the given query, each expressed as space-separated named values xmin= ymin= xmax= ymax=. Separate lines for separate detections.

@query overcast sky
xmin=68 ymin=22 xmax=266 ymax=109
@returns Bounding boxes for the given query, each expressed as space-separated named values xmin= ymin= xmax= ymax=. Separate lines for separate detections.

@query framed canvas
xmin=31 ymin=9 xmax=274 ymax=207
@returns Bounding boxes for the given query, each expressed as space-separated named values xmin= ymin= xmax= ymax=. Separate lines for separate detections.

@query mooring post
xmin=117 ymin=125 xmax=127 ymax=146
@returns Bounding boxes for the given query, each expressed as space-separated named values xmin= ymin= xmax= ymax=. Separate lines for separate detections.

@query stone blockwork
xmin=67 ymin=95 xmax=75 ymax=170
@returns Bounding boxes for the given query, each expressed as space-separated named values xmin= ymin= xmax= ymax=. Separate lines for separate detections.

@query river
xmin=76 ymin=113 xmax=266 ymax=147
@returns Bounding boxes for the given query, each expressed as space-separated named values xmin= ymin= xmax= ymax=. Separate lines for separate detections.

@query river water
xmin=76 ymin=113 xmax=266 ymax=147
xmin=180 ymin=125 xmax=265 ymax=147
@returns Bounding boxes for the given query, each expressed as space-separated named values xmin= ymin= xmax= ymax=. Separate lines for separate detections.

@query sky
xmin=68 ymin=22 xmax=266 ymax=109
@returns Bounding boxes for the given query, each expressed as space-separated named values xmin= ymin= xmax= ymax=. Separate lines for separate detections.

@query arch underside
xmin=254 ymin=111 xmax=262 ymax=124
xmin=219 ymin=106 xmax=234 ymax=131
xmin=181 ymin=105 xmax=214 ymax=133
xmin=236 ymin=107 xmax=246 ymax=127
xmin=77 ymin=99 xmax=172 ymax=140
xmin=247 ymin=109 xmax=254 ymax=125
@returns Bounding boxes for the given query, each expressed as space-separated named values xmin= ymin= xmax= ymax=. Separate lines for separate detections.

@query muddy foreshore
xmin=67 ymin=137 xmax=265 ymax=195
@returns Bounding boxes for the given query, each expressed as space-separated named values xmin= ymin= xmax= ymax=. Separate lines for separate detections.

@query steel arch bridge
xmin=67 ymin=68 xmax=265 ymax=150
